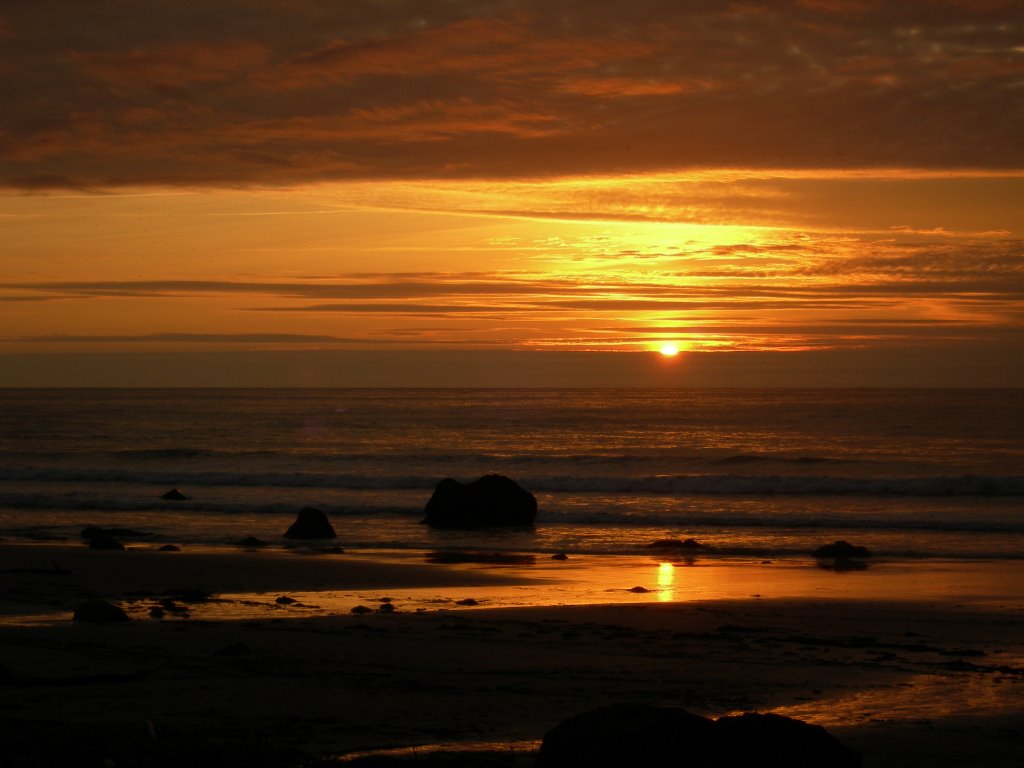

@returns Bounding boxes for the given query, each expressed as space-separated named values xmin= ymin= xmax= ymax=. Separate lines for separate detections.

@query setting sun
xmin=659 ymin=343 xmax=680 ymax=357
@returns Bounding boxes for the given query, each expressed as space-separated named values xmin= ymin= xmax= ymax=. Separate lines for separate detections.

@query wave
xmin=1 ymin=490 xmax=1021 ymax=534
xmin=1 ymin=466 xmax=1021 ymax=497
xmin=0 ymin=492 xmax=420 ymax=517
xmin=529 ymin=474 xmax=1024 ymax=497
xmin=0 ymin=448 xmax=869 ymax=467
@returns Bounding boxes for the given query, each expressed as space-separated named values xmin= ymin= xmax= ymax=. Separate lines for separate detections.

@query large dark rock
xmin=422 ymin=474 xmax=537 ymax=529
xmin=537 ymin=704 xmax=717 ymax=767
xmin=647 ymin=538 xmax=704 ymax=550
xmin=81 ymin=526 xmax=149 ymax=539
xmin=161 ymin=488 xmax=188 ymax=500
xmin=283 ymin=507 xmax=336 ymax=539
xmin=537 ymin=705 xmax=861 ymax=768
xmin=714 ymin=712 xmax=862 ymax=767
xmin=72 ymin=600 xmax=129 ymax=623
xmin=814 ymin=540 xmax=871 ymax=559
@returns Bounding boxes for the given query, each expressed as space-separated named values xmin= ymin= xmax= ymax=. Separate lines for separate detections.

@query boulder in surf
xmin=283 ymin=506 xmax=336 ymax=539
xmin=422 ymin=474 xmax=537 ymax=529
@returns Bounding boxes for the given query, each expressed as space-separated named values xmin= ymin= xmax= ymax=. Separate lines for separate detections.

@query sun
xmin=659 ymin=343 xmax=680 ymax=357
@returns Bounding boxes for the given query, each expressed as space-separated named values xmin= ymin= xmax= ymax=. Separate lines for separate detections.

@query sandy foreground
xmin=1 ymin=542 xmax=1022 ymax=767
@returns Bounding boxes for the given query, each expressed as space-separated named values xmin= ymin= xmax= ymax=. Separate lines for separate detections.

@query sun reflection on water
xmin=657 ymin=562 xmax=675 ymax=602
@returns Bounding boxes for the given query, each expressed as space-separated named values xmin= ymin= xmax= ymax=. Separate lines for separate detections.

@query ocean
xmin=1 ymin=388 xmax=1022 ymax=562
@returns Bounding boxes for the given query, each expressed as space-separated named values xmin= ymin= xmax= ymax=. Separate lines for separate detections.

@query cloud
xmin=15 ymin=333 xmax=352 ymax=343
xmin=1 ymin=1 xmax=1021 ymax=189
xmin=71 ymin=42 xmax=270 ymax=87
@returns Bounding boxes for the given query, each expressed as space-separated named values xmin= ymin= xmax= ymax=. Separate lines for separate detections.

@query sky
xmin=1 ymin=0 xmax=1022 ymax=386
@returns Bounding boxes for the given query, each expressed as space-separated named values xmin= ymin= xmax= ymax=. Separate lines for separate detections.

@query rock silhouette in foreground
xmin=422 ymin=474 xmax=537 ymax=529
xmin=537 ymin=704 xmax=717 ymax=767
xmin=536 ymin=704 xmax=861 ymax=768
xmin=161 ymin=488 xmax=188 ymax=500
xmin=283 ymin=507 xmax=336 ymax=539
xmin=715 ymin=712 xmax=861 ymax=767
xmin=73 ymin=600 xmax=129 ymax=623
xmin=814 ymin=540 xmax=872 ymax=559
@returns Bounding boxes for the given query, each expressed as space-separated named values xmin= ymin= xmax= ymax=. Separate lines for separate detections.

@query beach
xmin=2 ymin=542 xmax=1022 ymax=767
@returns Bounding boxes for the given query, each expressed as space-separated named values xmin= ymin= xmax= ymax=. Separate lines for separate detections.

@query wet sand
xmin=1 ymin=543 xmax=1022 ymax=766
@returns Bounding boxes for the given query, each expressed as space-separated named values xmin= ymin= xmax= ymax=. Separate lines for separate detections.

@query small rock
xmin=350 ymin=605 xmax=373 ymax=615
xmin=158 ymin=544 xmax=181 ymax=552
xmin=455 ymin=598 xmax=480 ymax=606
xmin=149 ymin=607 xmax=165 ymax=619
xmin=161 ymin=489 xmax=188 ymax=501
xmin=283 ymin=507 xmax=336 ymax=539
xmin=552 ymin=552 xmax=569 ymax=560
xmin=73 ymin=600 xmax=129 ymax=623
xmin=628 ymin=586 xmax=650 ymax=593
xmin=238 ymin=536 xmax=268 ymax=548
xmin=275 ymin=596 xmax=296 ymax=605
xmin=377 ymin=603 xmax=396 ymax=613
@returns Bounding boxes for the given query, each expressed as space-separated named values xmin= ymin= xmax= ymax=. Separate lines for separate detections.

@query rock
xmin=158 ymin=544 xmax=181 ymax=552
xmin=275 ymin=596 xmax=296 ymax=605
xmin=377 ymin=602 xmax=396 ymax=613
xmin=813 ymin=540 xmax=871 ymax=559
xmin=552 ymin=552 xmax=569 ymax=560
xmin=149 ymin=607 xmax=165 ymax=619
xmin=238 ymin=536 xmax=268 ymax=548
xmin=351 ymin=605 xmax=373 ymax=615
xmin=537 ymin=704 xmax=717 ymax=767
xmin=422 ymin=474 xmax=537 ymax=529
xmin=714 ymin=712 xmax=862 ymax=767
xmin=283 ymin=507 xmax=336 ymax=539
xmin=628 ymin=586 xmax=650 ymax=593
xmin=319 ymin=546 xmax=345 ymax=554
xmin=161 ymin=488 xmax=188 ymax=500
xmin=72 ymin=600 xmax=129 ymax=623
xmin=647 ymin=538 xmax=704 ymax=550
xmin=819 ymin=558 xmax=870 ymax=572
xmin=455 ymin=598 xmax=480 ymax=606
xmin=81 ymin=526 xmax=149 ymax=539
xmin=537 ymin=706 xmax=861 ymax=768
xmin=88 ymin=535 xmax=125 ymax=551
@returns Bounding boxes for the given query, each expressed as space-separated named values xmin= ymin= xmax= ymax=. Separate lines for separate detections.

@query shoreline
xmin=2 ymin=542 xmax=1023 ymax=621
xmin=1 ymin=542 xmax=1022 ymax=766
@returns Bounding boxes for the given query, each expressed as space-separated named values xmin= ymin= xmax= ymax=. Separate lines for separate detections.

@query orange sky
xmin=1 ymin=1 xmax=1022 ymax=386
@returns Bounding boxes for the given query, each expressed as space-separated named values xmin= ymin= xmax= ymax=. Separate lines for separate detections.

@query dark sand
xmin=1 ymin=543 xmax=1022 ymax=766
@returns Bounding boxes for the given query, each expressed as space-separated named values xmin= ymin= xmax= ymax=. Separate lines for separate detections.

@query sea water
xmin=0 ymin=388 xmax=1021 ymax=561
